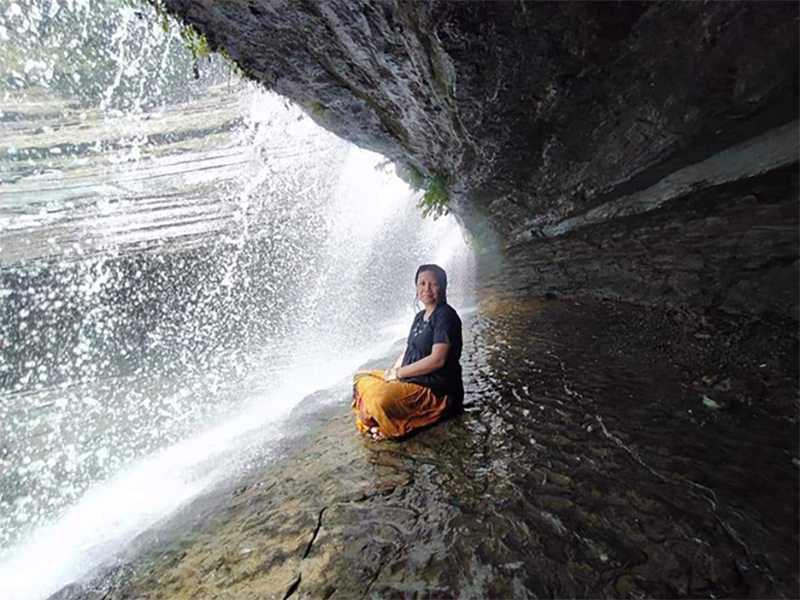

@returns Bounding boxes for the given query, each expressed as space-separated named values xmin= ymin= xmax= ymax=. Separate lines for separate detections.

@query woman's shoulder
xmin=435 ymin=303 xmax=461 ymax=323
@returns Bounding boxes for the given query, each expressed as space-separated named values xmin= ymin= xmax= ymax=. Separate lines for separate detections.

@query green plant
xmin=308 ymin=101 xmax=327 ymax=121
xmin=216 ymin=48 xmax=248 ymax=80
xmin=403 ymin=163 xmax=426 ymax=190
xmin=144 ymin=0 xmax=246 ymax=78
xmin=396 ymin=163 xmax=450 ymax=219
xmin=418 ymin=172 xmax=450 ymax=220
xmin=179 ymin=24 xmax=212 ymax=62
xmin=141 ymin=0 xmax=170 ymax=33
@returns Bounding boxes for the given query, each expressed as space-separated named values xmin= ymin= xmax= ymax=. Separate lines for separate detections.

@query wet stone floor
xmin=56 ymin=299 xmax=799 ymax=600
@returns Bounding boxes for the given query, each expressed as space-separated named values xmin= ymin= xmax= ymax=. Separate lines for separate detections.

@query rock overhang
xmin=162 ymin=0 xmax=799 ymax=317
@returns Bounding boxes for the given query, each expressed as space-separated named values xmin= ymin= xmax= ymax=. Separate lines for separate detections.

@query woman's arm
xmin=384 ymin=351 xmax=407 ymax=382
xmin=386 ymin=343 xmax=450 ymax=381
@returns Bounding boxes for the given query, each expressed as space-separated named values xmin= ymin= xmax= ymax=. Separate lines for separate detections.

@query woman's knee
xmin=372 ymin=382 xmax=401 ymax=406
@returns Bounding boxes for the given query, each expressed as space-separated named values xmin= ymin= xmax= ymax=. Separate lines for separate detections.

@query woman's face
xmin=416 ymin=270 xmax=441 ymax=307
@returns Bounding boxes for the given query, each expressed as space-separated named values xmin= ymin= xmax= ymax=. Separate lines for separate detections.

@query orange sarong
xmin=352 ymin=370 xmax=449 ymax=438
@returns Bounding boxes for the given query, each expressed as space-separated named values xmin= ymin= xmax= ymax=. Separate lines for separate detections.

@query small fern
xmin=417 ymin=172 xmax=450 ymax=220
xmin=403 ymin=163 xmax=427 ymax=190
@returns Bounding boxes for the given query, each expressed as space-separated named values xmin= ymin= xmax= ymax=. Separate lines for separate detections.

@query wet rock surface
xmin=162 ymin=0 xmax=799 ymax=318
xmin=53 ymin=300 xmax=798 ymax=599
xmin=479 ymin=164 xmax=799 ymax=320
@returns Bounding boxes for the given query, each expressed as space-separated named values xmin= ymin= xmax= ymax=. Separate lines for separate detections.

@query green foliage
xmin=403 ymin=163 xmax=426 ymax=190
xmin=0 ymin=0 xmax=234 ymax=107
xmin=396 ymin=163 xmax=450 ymax=219
xmin=180 ymin=24 xmax=212 ymax=62
xmin=308 ymin=101 xmax=327 ymax=121
xmin=417 ymin=172 xmax=450 ymax=220
xmin=144 ymin=0 xmax=170 ymax=33
xmin=147 ymin=0 xmax=246 ymax=79
xmin=217 ymin=48 xmax=249 ymax=80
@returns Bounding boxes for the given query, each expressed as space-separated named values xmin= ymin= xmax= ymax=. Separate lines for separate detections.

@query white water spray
xmin=0 ymin=4 xmax=475 ymax=597
xmin=1 ymin=67 xmax=473 ymax=600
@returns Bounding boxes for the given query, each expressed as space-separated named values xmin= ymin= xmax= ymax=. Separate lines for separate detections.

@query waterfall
xmin=0 ymin=2 xmax=475 ymax=598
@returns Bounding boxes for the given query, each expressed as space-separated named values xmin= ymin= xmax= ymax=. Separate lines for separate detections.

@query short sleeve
xmin=432 ymin=309 xmax=456 ymax=345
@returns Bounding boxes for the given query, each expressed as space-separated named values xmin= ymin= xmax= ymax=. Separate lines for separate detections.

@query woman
xmin=352 ymin=264 xmax=463 ymax=440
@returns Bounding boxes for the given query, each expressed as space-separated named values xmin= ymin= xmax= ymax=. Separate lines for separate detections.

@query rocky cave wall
xmin=163 ymin=0 xmax=799 ymax=319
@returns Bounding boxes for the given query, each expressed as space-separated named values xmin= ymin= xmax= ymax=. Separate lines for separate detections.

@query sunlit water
xmin=0 ymin=2 xmax=475 ymax=598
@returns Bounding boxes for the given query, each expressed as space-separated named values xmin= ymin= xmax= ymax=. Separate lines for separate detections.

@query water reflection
xmin=452 ymin=298 xmax=798 ymax=598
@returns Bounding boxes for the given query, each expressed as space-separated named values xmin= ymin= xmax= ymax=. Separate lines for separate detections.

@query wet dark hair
xmin=415 ymin=264 xmax=448 ymax=306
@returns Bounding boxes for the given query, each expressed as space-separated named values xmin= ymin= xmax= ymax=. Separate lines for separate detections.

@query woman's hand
xmin=392 ymin=343 xmax=449 ymax=379
xmin=384 ymin=368 xmax=399 ymax=382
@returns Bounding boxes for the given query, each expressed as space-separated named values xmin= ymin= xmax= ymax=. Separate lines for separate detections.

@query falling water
xmin=0 ymin=2 xmax=475 ymax=598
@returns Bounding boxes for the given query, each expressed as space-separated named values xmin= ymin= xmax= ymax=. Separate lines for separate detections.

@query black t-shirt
xmin=402 ymin=303 xmax=463 ymax=400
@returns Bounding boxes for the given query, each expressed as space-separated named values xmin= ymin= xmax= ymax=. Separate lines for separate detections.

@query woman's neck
xmin=423 ymin=303 xmax=438 ymax=320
